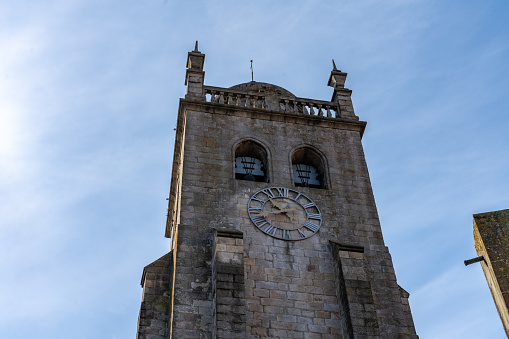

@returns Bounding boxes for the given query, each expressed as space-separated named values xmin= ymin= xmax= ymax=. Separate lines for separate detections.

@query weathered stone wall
xmin=137 ymin=252 xmax=172 ymax=339
xmin=473 ymin=209 xmax=509 ymax=336
xmin=170 ymin=224 xmax=214 ymax=338
xmin=167 ymin=100 xmax=417 ymax=338
xmin=330 ymin=241 xmax=379 ymax=338
xmin=214 ymin=230 xmax=246 ymax=338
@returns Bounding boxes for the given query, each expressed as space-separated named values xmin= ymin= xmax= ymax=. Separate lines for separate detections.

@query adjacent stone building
xmin=472 ymin=209 xmax=509 ymax=336
xmin=136 ymin=43 xmax=418 ymax=338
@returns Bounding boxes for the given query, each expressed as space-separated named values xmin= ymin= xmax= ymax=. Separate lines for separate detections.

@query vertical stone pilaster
xmin=171 ymin=224 xmax=214 ymax=338
xmin=213 ymin=229 xmax=246 ymax=338
xmin=137 ymin=252 xmax=172 ymax=339
xmin=330 ymin=241 xmax=380 ymax=338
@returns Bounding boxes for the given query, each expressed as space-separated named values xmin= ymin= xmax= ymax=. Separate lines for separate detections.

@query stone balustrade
xmin=278 ymin=98 xmax=339 ymax=118
xmin=203 ymin=85 xmax=340 ymax=119
xmin=204 ymin=86 xmax=267 ymax=109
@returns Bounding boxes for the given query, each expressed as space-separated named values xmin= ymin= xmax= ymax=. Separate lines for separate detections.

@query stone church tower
xmin=136 ymin=43 xmax=418 ymax=338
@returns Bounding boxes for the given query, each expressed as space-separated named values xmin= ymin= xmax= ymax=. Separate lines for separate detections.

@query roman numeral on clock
xmin=307 ymin=213 xmax=322 ymax=221
xmin=282 ymin=229 xmax=292 ymax=240
xmin=264 ymin=224 xmax=278 ymax=236
xmin=302 ymin=202 xmax=316 ymax=209
xmin=297 ymin=228 xmax=307 ymax=238
xmin=251 ymin=197 xmax=265 ymax=204
xmin=252 ymin=216 xmax=267 ymax=227
xmin=249 ymin=207 xmax=262 ymax=214
xmin=261 ymin=188 xmax=275 ymax=198
xmin=303 ymin=221 xmax=319 ymax=232
xmin=276 ymin=187 xmax=289 ymax=197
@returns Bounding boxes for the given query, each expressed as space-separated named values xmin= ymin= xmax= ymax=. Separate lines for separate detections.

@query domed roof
xmin=229 ymin=81 xmax=295 ymax=98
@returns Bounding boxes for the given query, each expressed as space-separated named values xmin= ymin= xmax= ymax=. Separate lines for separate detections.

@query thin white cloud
xmin=0 ymin=1 xmax=508 ymax=338
xmin=412 ymin=264 xmax=505 ymax=338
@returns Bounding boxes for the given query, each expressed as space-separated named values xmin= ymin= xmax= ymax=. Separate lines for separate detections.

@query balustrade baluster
xmin=256 ymin=96 xmax=263 ymax=109
xmin=283 ymin=100 xmax=290 ymax=112
xmin=326 ymin=106 xmax=332 ymax=118
xmin=318 ymin=105 xmax=324 ymax=117
xmin=308 ymin=104 xmax=315 ymax=115
xmin=297 ymin=102 xmax=304 ymax=114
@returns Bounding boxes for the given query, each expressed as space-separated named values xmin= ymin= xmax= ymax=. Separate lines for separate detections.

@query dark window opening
xmin=292 ymin=148 xmax=326 ymax=189
xmin=235 ymin=141 xmax=268 ymax=182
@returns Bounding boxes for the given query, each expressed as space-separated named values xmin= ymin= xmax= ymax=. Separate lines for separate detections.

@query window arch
xmin=234 ymin=140 xmax=268 ymax=182
xmin=291 ymin=147 xmax=327 ymax=189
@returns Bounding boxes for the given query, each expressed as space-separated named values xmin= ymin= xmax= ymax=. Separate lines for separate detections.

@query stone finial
xmin=185 ymin=42 xmax=205 ymax=99
xmin=332 ymin=59 xmax=338 ymax=71
xmin=328 ymin=60 xmax=347 ymax=89
xmin=186 ymin=41 xmax=205 ymax=71
xmin=327 ymin=60 xmax=358 ymax=120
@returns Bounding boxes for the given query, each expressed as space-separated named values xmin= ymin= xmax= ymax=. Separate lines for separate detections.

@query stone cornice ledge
xmin=330 ymin=239 xmax=365 ymax=253
xmin=179 ymin=99 xmax=367 ymax=138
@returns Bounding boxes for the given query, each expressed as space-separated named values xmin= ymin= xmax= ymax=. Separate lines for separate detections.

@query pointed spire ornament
xmin=250 ymin=60 xmax=254 ymax=82
xmin=328 ymin=59 xmax=347 ymax=90
xmin=194 ymin=41 xmax=199 ymax=52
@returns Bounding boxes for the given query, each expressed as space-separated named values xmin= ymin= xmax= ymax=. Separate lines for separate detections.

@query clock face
xmin=247 ymin=187 xmax=322 ymax=241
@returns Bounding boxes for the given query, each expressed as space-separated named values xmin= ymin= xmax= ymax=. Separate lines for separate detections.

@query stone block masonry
xmin=137 ymin=252 xmax=172 ymax=339
xmin=214 ymin=230 xmax=246 ymax=338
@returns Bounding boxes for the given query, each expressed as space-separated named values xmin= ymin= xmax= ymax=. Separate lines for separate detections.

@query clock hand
xmin=280 ymin=207 xmax=298 ymax=213
xmin=282 ymin=213 xmax=297 ymax=222
xmin=269 ymin=197 xmax=285 ymax=210
xmin=253 ymin=211 xmax=283 ymax=217
xmin=281 ymin=207 xmax=298 ymax=222
xmin=253 ymin=207 xmax=299 ymax=217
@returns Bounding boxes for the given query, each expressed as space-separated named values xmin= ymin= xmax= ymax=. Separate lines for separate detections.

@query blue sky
xmin=1 ymin=0 xmax=508 ymax=338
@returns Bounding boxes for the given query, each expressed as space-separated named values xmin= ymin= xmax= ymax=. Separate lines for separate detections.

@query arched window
xmin=234 ymin=140 xmax=268 ymax=182
xmin=292 ymin=147 xmax=326 ymax=189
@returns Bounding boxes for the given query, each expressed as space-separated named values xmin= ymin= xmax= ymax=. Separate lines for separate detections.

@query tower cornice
xmin=180 ymin=98 xmax=365 ymax=135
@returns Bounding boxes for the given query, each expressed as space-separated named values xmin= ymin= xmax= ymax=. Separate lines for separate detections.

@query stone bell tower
xmin=136 ymin=43 xmax=418 ymax=338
